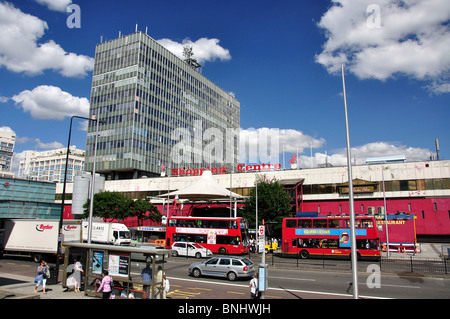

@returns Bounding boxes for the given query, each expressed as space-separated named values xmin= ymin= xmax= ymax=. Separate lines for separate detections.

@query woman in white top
xmin=74 ymin=256 xmax=83 ymax=293
xmin=249 ymin=272 xmax=259 ymax=299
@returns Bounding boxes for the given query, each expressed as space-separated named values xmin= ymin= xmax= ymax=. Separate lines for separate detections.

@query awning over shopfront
xmin=158 ymin=170 xmax=242 ymax=201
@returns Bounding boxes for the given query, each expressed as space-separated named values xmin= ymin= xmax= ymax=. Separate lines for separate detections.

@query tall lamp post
xmin=341 ymin=65 xmax=359 ymax=299
xmin=381 ymin=163 xmax=390 ymax=257
xmin=87 ymin=110 xmax=102 ymax=244
xmin=56 ymin=114 xmax=103 ymax=281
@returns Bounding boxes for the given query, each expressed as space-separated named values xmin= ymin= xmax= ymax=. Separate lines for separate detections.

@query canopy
xmin=159 ymin=170 xmax=242 ymax=201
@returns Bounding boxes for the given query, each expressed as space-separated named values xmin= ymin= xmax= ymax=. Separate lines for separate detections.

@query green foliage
xmin=240 ymin=175 xmax=291 ymax=237
xmin=82 ymin=191 xmax=161 ymax=224
xmin=131 ymin=197 xmax=161 ymax=225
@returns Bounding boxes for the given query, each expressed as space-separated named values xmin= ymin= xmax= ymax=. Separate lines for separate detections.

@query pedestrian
xmin=249 ymin=272 xmax=260 ymax=299
xmin=250 ymin=239 xmax=256 ymax=253
xmin=155 ymin=266 xmax=166 ymax=299
xmin=97 ymin=270 xmax=113 ymax=299
xmin=164 ymin=273 xmax=170 ymax=298
xmin=74 ymin=256 xmax=83 ymax=293
xmin=34 ymin=259 xmax=49 ymax=294
xmin=141 ymin=261 xmax=152 ymax=299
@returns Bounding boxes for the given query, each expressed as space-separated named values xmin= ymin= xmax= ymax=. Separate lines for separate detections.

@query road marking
xmin=267 ymin=286 xmax=392 ymax=299
xmin=265 ymin=295 xmax=282 ymax=299
xmin=269 ymin=276 xmax=315 ymax=282
xmin=167 ymin=287 xmax=205 ymax=299
xmin=363 ymin=283 xmax=420 ymax=289
xmin=167 ymin=276 xmax=392 ymax=299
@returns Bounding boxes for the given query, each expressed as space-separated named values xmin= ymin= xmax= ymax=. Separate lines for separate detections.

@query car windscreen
xmin=119 ymin=231 xmax=131 ymax=239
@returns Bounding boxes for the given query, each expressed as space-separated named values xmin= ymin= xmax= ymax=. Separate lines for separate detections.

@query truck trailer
xmin=0 ymin=219 xmax=60 ymax=263
xmin=81 ymin=221 xmax=131 ymax=246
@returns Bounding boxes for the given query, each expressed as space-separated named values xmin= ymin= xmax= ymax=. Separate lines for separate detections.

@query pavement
xmin=0 ymin=243 xmax=447 ymax=299
xmin=381 ymin=243 xmax=448 ymax=258
xmin=0 ymin=272 xmax=95 ymax=299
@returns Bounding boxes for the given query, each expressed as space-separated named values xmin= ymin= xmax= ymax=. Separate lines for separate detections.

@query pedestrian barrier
xmin=246 ymin=251 xmax=450 ymax=275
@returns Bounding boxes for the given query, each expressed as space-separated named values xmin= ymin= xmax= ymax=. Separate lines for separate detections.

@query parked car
xmin=130 ymin=245 xmax=169 ymax=263
xmin=171 ymin=241 xmax=212 ymax=258
xmin=189 ymin=256 xmax=255 ymax=281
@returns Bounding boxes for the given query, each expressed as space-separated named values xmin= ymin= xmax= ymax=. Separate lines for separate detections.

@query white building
xmin=18 ymin=146 xmax=85 ymax=182
xmin=0 ymin=130 xmax=15 ymax=178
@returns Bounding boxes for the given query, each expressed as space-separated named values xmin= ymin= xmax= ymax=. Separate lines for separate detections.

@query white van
xmin=171 ymin=242 xmax=212 ymax=258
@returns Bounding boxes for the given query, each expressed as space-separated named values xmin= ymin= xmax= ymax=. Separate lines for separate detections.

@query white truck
xmin=0 ymin=219 xmax=60 ymax=263
xmin=62 ymin=220 xmax=82 ymax=243
xmin=81 ymin=221 xmax=131 ymax=246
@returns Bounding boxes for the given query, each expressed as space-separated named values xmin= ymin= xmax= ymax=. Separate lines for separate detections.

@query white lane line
xmin=163 ymin=276 xmax=392 ymax=299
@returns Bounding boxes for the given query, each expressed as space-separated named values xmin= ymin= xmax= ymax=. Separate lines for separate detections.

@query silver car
xmin=130 ymin=245 xmax=168 ymax=263
xmin=189 ymin=256 xmax=255 ymax=281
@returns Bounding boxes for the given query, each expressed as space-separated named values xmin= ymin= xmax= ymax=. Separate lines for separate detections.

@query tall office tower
xmin=0 ymin=130 xmax=15 ymax=178
xmin=85 ymin=32 xmax=240 ymax=180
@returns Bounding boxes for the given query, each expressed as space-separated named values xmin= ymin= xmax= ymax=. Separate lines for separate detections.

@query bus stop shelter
xmin=61 ymin=242 xmax=174 ymax=299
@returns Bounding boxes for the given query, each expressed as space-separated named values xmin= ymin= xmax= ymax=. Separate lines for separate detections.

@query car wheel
xmin=227 ymin=271 xmax=237 ymax=281
xmin=33 ymin=253 xmax=42 ymax=263
xmin=195 ymin=252 xmax=202 ymax=259
xmin=192 ymin=268 xmax=201 ymax=278
xmin=173 ymin=251 xmax=178 ymax=257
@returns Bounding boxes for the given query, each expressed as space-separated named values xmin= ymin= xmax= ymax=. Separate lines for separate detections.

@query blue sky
xmin=1 ymin=0 xmax=449 ymax=172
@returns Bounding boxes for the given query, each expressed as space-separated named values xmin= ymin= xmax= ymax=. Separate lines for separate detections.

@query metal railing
xmin=246 ymin=251 xmax=450 ymax=275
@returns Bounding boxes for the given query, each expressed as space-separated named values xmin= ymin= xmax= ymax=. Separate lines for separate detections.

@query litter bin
xmin=46 ymin=266 xmax=58 ymax=285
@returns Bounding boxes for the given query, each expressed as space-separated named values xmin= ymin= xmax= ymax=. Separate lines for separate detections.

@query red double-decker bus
xmin=282 ymin=216 xmax=380 ymax=259
xmin=165 ymin=217 xmax=250 ymax=255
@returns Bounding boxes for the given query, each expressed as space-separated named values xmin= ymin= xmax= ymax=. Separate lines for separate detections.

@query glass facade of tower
xmin=85 ymin=32 xmax=240 ymax=179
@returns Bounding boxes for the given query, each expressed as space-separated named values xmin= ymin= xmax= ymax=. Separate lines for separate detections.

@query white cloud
xmin=239 ymin=129 xmax=431 ymax=168
xmin=11 ymin=150 xmax=26 ymax=174
xmin=240 ymin=128 xmax=325 ymax=163
xmin=11 ymin=138 xmax=64 ymax=174
xmin=157 ymin=38 xmax=231 ymax=64
xmin=12 ymin=85 xmax=90 ymax=120
xmin=34 ymin=138 xmax=64 ymax=149
xmin=296 ymin=141 xmax=432 ymax=168
xmin=15 ymin=135 xmax=63 ymax=149
xmin=0 ymin=2 xmax=93 ymax=77
xmin=315 ymin=0 xmax=450 ymax=93
xmin=0 ymin=126 xmax=15 ymax=135
xmin=35 ymin=0 xmax=72 ymax=12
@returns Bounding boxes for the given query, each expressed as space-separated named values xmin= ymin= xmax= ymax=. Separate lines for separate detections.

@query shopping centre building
xmin=58 ymin=158 xmax=450 ymax=242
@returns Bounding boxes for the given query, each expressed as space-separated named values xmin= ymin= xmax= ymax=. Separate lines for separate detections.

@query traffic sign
xmin=259 ymin=225 xmax=265 ymax=237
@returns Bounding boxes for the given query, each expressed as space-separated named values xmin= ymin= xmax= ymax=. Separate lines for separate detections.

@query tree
xmin=241 ymin=175 xmax=291 ymax=237
xmin=82 ymin=191 xmax=161 ymax=223
xmin=131 ymin=197 xmax=161 ymax=226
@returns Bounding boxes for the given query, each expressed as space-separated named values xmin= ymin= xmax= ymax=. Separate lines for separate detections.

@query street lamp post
xmin=381 ymin=164 xmax=390 ymax=258
xmin=56 ymin=114 xmax=103 ymax=281
xmin=87 ymin=109 xmax=101 ymax=244
xmin=341 ymin=65 xmax=359 ymax=299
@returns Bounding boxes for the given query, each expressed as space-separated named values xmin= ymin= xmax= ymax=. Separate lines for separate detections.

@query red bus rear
xmin=165 ymin=217 xmax=250 ymax=255
xmin=282 ymin=216 xmax=380 ymax=259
